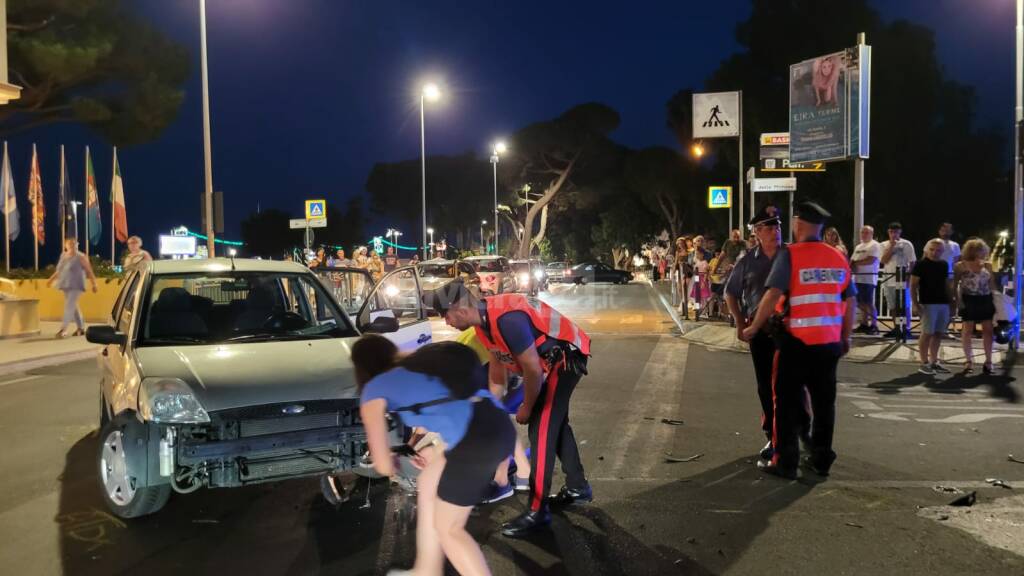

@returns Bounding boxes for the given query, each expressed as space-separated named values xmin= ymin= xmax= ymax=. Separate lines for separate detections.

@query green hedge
xmin=1 ymin=255 xmax=124 ymax=280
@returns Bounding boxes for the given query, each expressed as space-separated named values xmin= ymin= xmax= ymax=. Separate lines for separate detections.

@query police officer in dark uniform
xmin=743 ymin=202 xmax=856 ymax=479
xmin=725 ymin=209 xmax=810 ymax=464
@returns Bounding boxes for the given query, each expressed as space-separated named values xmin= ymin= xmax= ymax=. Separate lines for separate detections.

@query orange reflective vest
xmin=781 ymin=243 xmax=851 ymax=346
xmin=474 ymin=294 xmax=591 ymax=373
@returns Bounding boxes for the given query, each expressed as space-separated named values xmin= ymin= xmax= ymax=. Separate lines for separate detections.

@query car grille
xmin=239 ymin=412 xmax=342 ymax=437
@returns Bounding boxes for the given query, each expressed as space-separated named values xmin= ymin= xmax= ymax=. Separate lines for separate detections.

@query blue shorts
xmin=855 ymin=283 xmax=875 ymax=306
xmin=920 ymin=303 xmax=951 ymax=335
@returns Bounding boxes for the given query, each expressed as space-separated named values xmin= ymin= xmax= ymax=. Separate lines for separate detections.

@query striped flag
xmin=2 ymin=142 xmax=18 ymax=241
xmin=111 ymin=149 xmax=127 ymax=243
xmin=28 ymin=144 xmax=44 ymax=245
xmin=86 ymin=146 xmax=101 ymax=246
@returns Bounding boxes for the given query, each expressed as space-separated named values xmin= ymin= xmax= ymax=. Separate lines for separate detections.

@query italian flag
xmin=111 ymin=149 xmax=128 ymax=243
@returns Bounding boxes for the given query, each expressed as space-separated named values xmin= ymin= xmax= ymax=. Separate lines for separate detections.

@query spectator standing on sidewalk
xmin=367 ymin=250 xmax=385 ymax=283
xmin=880 ymin=222 xmax=917 ymax=337
xmin=46 ymin=237 xmax=98 ymax=338
xmin=824 ymin=227 xmax=847 ymax=256
xmin=121 ymin=236 xmax=152 ymax=273
xmin=954 ymin=239 xmax=997 ymax=374
xmin=722 ymin=229 xmax=746 ymax=265
xmin=938 ymin=222 xmax=961 ymax=276
xmin=851 ymin=226 xmax=882 ymax=335
xmin=911 ymin=239 xmax=955 ymax=375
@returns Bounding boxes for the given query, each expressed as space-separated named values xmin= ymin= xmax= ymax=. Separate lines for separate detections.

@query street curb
xmin=0 ymin=348 xmax=99 ymax=376
xmin=651 ymin=284 xmax=686 ymax=336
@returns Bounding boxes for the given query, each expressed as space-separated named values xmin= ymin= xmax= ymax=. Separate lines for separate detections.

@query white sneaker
xmin=918 ymin=363 xmax=935 ymax=375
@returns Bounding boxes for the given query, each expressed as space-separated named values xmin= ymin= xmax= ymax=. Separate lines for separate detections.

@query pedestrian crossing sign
xmin=305 ymin=199 xmax=326 ymax=220
xmin=707 ymin=186 xmax=732 ymax=209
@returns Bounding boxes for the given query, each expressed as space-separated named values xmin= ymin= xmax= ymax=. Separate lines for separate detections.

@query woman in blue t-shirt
xmin=354 ymin=335 xmax=515 ymax=576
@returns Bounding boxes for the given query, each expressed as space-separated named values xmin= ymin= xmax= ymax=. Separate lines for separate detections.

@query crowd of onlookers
xmin=305 ymin=246 xmax=411 ymax=283
xmin=647 ymin=216 xmax=1013 ymax=374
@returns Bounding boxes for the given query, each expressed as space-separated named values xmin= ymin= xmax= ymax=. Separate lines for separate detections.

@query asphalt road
xmin=1 ymin=283 xmax=1023 ymax=575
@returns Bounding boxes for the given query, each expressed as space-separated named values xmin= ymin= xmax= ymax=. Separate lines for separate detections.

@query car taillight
xmin=565 ymin=269 xmax=571 ymax=275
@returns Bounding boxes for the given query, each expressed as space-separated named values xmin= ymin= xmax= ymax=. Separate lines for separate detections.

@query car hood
xmin=134 ymin=338 xmax=360 ymax=413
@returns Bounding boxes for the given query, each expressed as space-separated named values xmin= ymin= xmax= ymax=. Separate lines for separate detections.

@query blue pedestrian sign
xmin=305 ymin=199 xmax=326 ymax=220
xmin=707 ymin=186 xmax=732 ymax=209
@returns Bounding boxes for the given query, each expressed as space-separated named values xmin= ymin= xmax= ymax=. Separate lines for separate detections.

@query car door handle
xmin=417 ymin=333 xmax=431 ymax=344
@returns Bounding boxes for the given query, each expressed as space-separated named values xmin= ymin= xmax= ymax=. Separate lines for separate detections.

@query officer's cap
xmin=793 ymin=201 xmax=831 ymax=225
xmin=748 ymin=208 xmax=782 ymax=229
xmin=422 ymin=279 xmax=473 ymax=315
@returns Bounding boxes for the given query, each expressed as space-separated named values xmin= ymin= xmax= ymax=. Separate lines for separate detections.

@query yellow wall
xmin=11 ymin=279 xmax=124 ymax=322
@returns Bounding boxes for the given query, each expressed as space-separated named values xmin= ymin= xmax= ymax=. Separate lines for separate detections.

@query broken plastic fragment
xmin=949 ymin=491 xmax=976 ymax=507
xmin=985 ymin=478 xmax=1013 ymax=489
xmin=665 ymin=453 xmax=704 ymax=463
xmin=661 ymin=418 xmax=685 ymax=426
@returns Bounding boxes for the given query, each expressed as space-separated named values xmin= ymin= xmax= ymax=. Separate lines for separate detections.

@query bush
xmin=1 ymin=255 xmax=124 ymax=280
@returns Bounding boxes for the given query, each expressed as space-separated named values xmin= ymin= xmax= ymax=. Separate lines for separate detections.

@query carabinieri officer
xmin=743 ymin=201 xmax=856 ymax=479
xmin=425 ymin=281 xmax=592 ymax=537
xmin=725 ymin=208 xmax=809 ymax=464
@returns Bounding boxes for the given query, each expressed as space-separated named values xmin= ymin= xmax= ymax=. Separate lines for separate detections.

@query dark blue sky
xmin=4 ymin=0 xmax=1016 ymax=263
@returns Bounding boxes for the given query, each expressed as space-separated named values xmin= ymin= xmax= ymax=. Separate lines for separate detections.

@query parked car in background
xmin=462 ymin=255 xmax=515 ymax=295
xmin=510 ymin=259 xmax=548 ymax=296
xmin=567 ymin=261 xmax=632 ymax=285
xmin=87 ymin=258 xmax=431 ymax=518
xmin=545 ymin=261 xmax=572 ymax=283
xmin=416 ymin=258 xmax=480 ymax=295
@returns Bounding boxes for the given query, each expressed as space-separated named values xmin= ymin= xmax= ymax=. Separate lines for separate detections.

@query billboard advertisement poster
xmin=789 ymin=50 xmax=849 ymax=163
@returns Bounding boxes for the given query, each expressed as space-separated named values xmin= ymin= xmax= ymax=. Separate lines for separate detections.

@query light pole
xmin=480 ymin=220 xmax=487 ymax=254
xmin=1014 ymin=0 xmax=1024 ymax=349
xmin=199 ymin=0 xmax=216 ymax=257
xmin=420 ymin=83 xmax=441 ymax=260
xmin=427 ymin=227 xmax=434 ymax=258
xmin=490 ymin=141 xmax=506 ymax=255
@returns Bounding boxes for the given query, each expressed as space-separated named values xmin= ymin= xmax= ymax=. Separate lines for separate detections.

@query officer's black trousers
xmin=527 ymin=365 xmax=586 ymax=512
xmin=771 ymin=334 xmax=841 ymax=471
xmin=751 ymin=332 xmax=811 ymax=441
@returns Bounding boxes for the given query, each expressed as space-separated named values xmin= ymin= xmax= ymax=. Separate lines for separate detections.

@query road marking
xmin=879 ymin=404 xmax=1024 ymax=411
xmin=852 ymin=400 xmax=883 ymax=410
xmin=914 ymin=414 xmax=1024 ymax=423
xmin=0 ymin=375 xmax=42 ymax=387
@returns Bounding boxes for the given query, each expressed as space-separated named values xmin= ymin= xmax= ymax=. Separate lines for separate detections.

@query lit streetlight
xmin=427 ymin=227 xmax=434 ymax=257
xmin=420 ymin=83 xmax=441 ymax=260
xmin=480 ymin=220 xmax=487 ymax=254
xmin=690 ymin=142 xmax=705 ymax=158
xmin=490 ymin=141 xmax=506 ymax=255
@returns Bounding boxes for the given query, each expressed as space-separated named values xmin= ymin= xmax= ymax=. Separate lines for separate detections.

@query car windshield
xmin=138 ymin=272 xmax=358 ymax=346
xmin=419 ymin=263 xmax=455 ymax=278
xmin=472 ymin=259 xmax=503 ymax=272
xmin=547 ymin=262 xmax=566 ymax=269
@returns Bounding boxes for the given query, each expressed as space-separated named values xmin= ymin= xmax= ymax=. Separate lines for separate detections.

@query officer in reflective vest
xmin=743 ymin=201 xmax=856 ymax=479
xmin=424 ymin=280 xmax=592 ymax=537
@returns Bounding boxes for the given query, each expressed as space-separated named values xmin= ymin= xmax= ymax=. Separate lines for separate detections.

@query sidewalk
xmin=651 ymin=280 xmax=1007 ymax=366
xmin=0 ymin=322 xmax=100 ymax=376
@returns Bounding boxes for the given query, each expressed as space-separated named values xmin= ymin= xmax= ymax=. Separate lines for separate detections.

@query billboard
xmin=693 ymin=92 xmax=740 ymax=138
xmin=789 ymin=45 xmax=870 ymax=163
xmin=159 ymin=235 xmax=197 ymax=257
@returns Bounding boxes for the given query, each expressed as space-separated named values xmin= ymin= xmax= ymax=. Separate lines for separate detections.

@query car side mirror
xmin=86 ymin=325 xmax=127 ymax=346
xmin=362 ymin=315 xmax=399 ymax=334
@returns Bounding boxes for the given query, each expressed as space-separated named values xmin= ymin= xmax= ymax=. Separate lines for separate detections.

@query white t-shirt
xmin=851 ymin=240 xmax=881 ymax=285
xmin=879 ymin=238 xmax=917 ymax=286
xmin=940 ymin=239 xmax=960 ymax=274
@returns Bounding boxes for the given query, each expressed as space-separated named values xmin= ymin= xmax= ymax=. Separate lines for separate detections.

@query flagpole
xmin=60 ymin=143 xmax=66 ymax=247
xmin=111 ymin=146 xmax=116 ymax=265
xmin=33 ymin=143 xmax=38 ymax=271
xmin=3 ymin=141 xmax=8 ymax=275
xmin=84 ymin=146 xmax=89 ymax=259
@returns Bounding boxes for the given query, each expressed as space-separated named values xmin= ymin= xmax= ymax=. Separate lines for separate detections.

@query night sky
xmin=3 ymin=0 xmax=1016 ymax=264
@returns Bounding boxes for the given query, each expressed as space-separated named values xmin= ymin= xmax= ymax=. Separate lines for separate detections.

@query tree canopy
xmin=1 ymin=0 xmax=190 ymax=146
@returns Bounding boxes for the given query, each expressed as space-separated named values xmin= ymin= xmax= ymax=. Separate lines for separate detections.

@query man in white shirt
xmin=938 ymin=222 xmax=960 ymax=276
xmin=850 ymin=225 xmax=882 ymax=334
xmin=880 ymin=222 xmax=917 ymax=338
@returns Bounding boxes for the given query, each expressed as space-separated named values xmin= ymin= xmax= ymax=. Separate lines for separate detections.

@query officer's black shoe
xmin=548 ymin=483 xmax=593 ymax=507
xmin=757 ymin=459 xmax=798 ymax=480
xmin=800 ymin=453 xmax=836 ymax=477
xmin=758 ymin=441 xmax=774 ymax=461
xmin=501 ymin=509 xmax=551 ymax=538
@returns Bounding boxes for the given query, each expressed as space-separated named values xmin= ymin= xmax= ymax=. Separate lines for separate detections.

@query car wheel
xmin=579 ymin=277 xmax=588 ymax=286
xmin=97 ymin=416 xmax=171 ymax=519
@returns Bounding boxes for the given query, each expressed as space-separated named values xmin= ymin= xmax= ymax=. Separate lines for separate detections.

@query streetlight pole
xmin=199 ymin=0 xmax=216 ymax=257
xmin=481 ymin=220 xmax=487 ymax=253
xmin=491 ymin=141 xmax=505 ymax=255
xmin=427 ymin=227 xmax=434 ymax=258
xmin=1014 ymin=0 xmax=1023 ymax=349
xmin=419 ymin=84 xmax=440 ymax=261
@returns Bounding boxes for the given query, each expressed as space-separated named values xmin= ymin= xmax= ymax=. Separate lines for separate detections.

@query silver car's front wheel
xmin=97 ymin=417 xmax=171 ymax=519
xmin=101 ymin=430 xmax=136 ymax=505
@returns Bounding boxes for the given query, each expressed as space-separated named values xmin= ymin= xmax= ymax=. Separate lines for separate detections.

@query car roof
xmin=421 ymin=258 xmax=455 ymax=265
xmin=150 ymin=257 xmax=311 ymax=275
xmin=463 ymin=255 xmax=503 ymax=261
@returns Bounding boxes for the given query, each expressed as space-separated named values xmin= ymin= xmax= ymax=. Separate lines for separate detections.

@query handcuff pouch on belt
xmin=541 ymin=344 xmax=589 ymax=376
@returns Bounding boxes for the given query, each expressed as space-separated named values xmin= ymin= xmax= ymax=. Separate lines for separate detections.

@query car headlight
xmin=518 ymin=273 xmax=530 ymax=285
xmin=139 ymin=378 xmax=210 ymax=423
xmin=533 ymin=270 xmax=544 ymax=280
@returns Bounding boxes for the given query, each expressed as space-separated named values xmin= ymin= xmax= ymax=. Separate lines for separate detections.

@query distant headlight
xmin=533 ymin=269 xmax=544 ymax=280
xmin=139 ymin=378 xmax=210 ymax=424
xmin=518 ymin=273 xmax=530 ymax=285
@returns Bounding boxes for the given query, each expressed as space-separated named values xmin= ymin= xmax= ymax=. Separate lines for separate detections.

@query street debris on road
xmin=1008 ymin=454 xmax=1024 ymax=465
xmin=949 ymin=491 xmax=977 ymax=507
xmin=664 ymin=453 xmax=704 ymax=463
xmin=933 ymin=485 xmax=963 ymax=494
xmin=853 ymin=413 xmax=867 ymax=418
xmin=660 ymin=418 xmax=685 ymax=426
xmin=845 ymin=522 xmax=864 ymax=528
xmin=985 ymin=478 xmax=1013 ymax=489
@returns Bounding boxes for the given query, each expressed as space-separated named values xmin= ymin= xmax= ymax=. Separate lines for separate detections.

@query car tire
xmin=579 ymin=277 xmax=588 ymax=286
xmin=97 ymin=416 xmax=171 ymax=519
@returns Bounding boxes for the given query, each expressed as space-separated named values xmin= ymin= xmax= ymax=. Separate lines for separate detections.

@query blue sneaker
xmin=480 ymin=482 xmax=514 ymax=504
